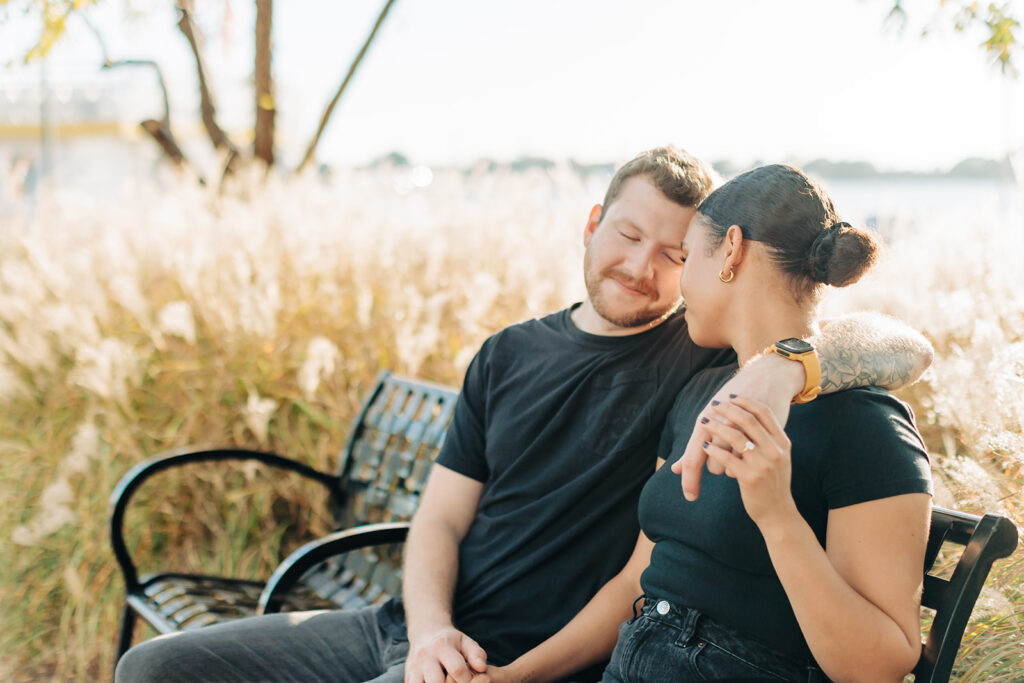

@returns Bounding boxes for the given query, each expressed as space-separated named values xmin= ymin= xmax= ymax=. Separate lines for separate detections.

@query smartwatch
xmin=768 ymin=338 xmax=821 ymax=404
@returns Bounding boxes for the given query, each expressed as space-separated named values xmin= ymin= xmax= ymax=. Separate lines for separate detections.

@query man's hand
xmin=406 ymin=627 xmax=488 ymax=683
xmin=671 ymin=353 xmax=802 ymax=500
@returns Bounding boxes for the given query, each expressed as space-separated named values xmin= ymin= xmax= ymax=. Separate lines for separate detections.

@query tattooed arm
xmin=676 ymin=311 xmax=933 ymax=500
xmin=814 ymin=312 xmax=933 ymax=392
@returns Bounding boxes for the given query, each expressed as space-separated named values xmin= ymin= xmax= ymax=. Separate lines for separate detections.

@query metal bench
xmin=109 ymin=371 xmax=458 ymax=665
xmin=913 ymin=506 xmax=1018 ymax=681
xmin=109 ymin=372 xmax=1019 ymax=682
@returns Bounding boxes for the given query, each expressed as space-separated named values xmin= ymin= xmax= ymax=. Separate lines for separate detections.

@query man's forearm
xmin=814 ymin=312 xmax=933 ymax=393
xmin=402 ymin=516 xmax=462 ymax=639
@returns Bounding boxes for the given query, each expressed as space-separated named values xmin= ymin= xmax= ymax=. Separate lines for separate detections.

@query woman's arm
xmin=700 ymin=397 xmax=929 ymax=682
xmin=677 ymin=312 xmax=933 ymax=501
xmin=754 ymin=494 xmax=929 ymax=682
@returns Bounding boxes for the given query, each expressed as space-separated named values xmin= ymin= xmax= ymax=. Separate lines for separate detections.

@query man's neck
xmin=570 ymin=300 xmax=673 ymax=337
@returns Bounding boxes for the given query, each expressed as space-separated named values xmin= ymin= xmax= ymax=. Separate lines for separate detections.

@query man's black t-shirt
xmin=431 ymin=305 xmax=733 ymax=664
xmin=640 ymin=365 xmax=933 ymax=662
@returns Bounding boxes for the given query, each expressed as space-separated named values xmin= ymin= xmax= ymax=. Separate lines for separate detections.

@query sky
xmin=1 ymin=0 xmax=1023 ymax=171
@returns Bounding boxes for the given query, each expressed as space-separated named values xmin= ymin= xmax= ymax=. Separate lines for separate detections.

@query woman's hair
xmin=697 ymin=164 xmax=879 ymax=299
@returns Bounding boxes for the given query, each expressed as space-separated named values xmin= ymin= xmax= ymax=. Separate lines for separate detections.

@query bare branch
xmin=80 ymin=13 xmax=184 ymax=165
xmin=175 ymin=3 xmax=239 ymax=156
xmin=297 ymin=0 xmax=398 ymax=173
xmin=140 ymin=119 xmax=188 ymax=167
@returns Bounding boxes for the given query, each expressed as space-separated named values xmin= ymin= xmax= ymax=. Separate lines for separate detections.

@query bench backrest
xmin=295 ymin=372 xmax=460 ymax=608
xmin=332 ymin=371 xmax=460 ymax=529
xmin=914 ymin=506 xmax=1018 ymax=681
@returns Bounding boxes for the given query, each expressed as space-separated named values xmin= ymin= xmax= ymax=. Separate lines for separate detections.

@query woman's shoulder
xmin=797 ymin=387 xmax=933 ymax=507
xmin=807 ymin=385 xmax=918 ymax=428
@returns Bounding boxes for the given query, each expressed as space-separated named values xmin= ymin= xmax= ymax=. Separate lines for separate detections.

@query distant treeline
xmin=365 ymin=151 xmax=1017 ymax=181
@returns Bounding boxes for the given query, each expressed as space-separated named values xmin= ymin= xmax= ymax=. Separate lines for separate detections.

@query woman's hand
xmin=697 ymin=395 xmax=799 ymax=528
xmin=674 ymin=353 xmax=801 ymax=501
xmin=446 ymin=664 xmax=516 ymax=683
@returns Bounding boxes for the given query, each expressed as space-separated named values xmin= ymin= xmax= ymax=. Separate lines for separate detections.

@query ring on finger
xmin=742 ymin=440 xmax=755 ymax=453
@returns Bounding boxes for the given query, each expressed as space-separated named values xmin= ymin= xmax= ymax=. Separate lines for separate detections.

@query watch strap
xmin=769 ymin=342 xmax=821 ymax=404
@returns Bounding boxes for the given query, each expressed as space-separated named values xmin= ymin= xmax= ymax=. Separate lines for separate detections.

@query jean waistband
xmin=632 ymin=595 xmax=828 ymax=683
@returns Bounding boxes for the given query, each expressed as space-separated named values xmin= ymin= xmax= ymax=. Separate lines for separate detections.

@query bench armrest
xmin=258 ymin=522 xmax=410 ymax=615
xmin=109 ymin=447 xmax=340 ymax=592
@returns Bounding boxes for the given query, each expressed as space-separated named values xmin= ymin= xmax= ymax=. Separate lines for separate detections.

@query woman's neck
xmin=730 ymin=300 xmax=818 ymax=366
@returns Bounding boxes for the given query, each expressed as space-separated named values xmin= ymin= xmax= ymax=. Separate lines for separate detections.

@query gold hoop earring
xmin=718 ymin=268 xmax=735 ymax=283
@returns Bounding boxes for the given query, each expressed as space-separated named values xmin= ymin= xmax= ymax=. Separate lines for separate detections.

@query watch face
xmin=776 ymin=338 xmax=813 ymax=354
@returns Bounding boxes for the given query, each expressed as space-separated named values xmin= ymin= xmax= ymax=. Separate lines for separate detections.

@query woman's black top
xmin=640 ymin=364 xmax=934 ymax=662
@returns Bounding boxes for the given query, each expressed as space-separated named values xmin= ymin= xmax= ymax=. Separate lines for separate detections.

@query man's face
xmin=583 ymin=175 xmax=695 ymax=329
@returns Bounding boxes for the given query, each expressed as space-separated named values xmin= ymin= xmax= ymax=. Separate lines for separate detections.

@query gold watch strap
xmin=768 ymin=344 xmax=821 ymax=404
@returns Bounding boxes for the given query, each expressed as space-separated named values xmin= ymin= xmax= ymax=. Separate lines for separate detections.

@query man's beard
xmin=583 ymin=250 xmax=678 ymax=329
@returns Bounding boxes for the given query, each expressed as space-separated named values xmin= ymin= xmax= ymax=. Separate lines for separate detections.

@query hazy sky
xmin=2 ymin=0 xmax=1023 ymax=171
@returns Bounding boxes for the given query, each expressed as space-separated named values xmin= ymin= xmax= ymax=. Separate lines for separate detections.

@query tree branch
xmin=80 ymin=13 xmax=190 ymax=169
xmin=297 ymin=0 xmax=398 ymax=173
xmin=140 ymin=119 xmax=188 ymax=167
xmin=175 ymin=3 xmax=239 ymax=156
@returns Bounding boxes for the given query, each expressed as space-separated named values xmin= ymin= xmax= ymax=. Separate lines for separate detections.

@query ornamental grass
xmin=0 ymin=164 xmax=1020 ymax=681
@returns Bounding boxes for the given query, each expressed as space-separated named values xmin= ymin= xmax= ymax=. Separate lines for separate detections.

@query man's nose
xmin=624 ymin=248 xmax=656 ymax=281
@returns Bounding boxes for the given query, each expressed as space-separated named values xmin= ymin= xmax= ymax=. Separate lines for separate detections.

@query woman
xmin=486 ymin=164 xmax=933 ymax=683
xmin=604 ymin=164 xmax=933 ymax=682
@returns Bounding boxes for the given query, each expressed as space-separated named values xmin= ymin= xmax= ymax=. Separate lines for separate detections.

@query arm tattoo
xmin=814 ymin=314 xmax=933 ymax=393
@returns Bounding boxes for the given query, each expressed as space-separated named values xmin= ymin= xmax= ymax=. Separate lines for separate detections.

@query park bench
xmin=110 ymin=371 xmax=1019 ymax=682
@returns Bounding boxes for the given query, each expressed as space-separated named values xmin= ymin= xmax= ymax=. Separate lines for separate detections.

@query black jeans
xmin=602 ymin=596 xmax=826 ymax=683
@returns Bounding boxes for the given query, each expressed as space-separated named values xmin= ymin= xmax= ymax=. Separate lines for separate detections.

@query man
xmin=116 ymin=147 xmax=931 ymax=683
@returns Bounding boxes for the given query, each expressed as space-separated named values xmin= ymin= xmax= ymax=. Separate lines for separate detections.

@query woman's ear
xmin=722 ymin=224 xmax=746 ymax=271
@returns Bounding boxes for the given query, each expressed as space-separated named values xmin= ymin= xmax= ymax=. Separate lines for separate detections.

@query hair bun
xmin=809 ymin=221 xmax=879 ymax=287
xmin=808 ymin=223 xmax=843 ymax=283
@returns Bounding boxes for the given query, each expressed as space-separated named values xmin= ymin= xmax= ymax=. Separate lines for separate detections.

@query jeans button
xmin=656 ymin=600 xmax=670 ymax=615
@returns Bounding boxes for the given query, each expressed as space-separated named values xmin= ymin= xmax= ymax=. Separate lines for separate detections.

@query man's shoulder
xmin=481 ymin=307 xmax=572 ymax=348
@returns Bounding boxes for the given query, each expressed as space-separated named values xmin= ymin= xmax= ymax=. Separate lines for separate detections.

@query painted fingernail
xmin=702 ymin=441 xmax=709 ymax=448
xmin=700 ymin=417 xmax=709 ymax=424
xmin=711 ymin=400 xmax=720 ymax=406
xmin=728 ymin=393 xmax=737 ymax=399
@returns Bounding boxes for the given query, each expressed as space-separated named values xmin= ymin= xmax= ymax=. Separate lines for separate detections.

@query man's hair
xmin=600 ymin=146 xmax=720 ymax=215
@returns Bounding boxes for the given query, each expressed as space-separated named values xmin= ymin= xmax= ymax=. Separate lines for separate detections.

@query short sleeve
xmin=434 ymin=339 xmax=492 ymax=482
xmin=821 ymin=389 xmax=934 ymax=509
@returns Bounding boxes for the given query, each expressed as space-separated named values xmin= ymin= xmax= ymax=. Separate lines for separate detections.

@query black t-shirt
xmin=434 ymin=305 xmax=734 ymax=664
xmin=640 ymin=364 xmax=934 ymax=662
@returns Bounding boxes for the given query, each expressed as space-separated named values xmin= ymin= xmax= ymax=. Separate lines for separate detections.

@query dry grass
xmin=0 ymin=164 xmax=1020 ymax=681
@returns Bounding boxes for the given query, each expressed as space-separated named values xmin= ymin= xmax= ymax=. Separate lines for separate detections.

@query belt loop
xmin=806 ymin=664 xmax=823 ymax=682
xmin=631 ymin=594 xmax=646 ymax=620
xmin=678 ymin=607 xmax=701 ymax=646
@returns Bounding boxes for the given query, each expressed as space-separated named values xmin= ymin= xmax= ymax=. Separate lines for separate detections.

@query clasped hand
xmin=406 ymin=627 xmax=487 ymax=683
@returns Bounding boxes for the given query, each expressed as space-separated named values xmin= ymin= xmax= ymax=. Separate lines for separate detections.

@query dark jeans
xmin=602 ymin=597 xmax=826 ymax=683
xmin=115 ymin=602 xmax=409 ymax=683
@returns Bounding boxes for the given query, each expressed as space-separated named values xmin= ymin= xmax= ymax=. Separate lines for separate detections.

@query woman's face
xmin=679 ymin=216 xmax=732 ymax=348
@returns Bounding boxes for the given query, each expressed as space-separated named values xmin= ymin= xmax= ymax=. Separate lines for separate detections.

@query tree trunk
xmin=254 ymin=0 xmax=275 ymax=166
xmin=297 ymin=0 xmax=398 ymax=173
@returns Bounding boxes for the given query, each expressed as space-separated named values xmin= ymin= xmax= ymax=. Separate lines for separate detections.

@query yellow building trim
xmin=0 ymin=121 xmax=131 ymax=139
